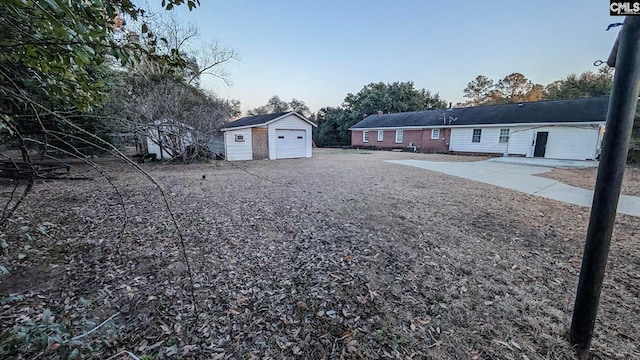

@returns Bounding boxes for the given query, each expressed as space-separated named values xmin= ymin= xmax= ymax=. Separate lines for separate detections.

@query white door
xmin=275 ymin=129 xmax=306 ymax=159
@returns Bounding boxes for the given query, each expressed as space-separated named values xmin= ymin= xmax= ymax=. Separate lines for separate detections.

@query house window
xmin=377 ymin=130 xmax=384 ymax=141
xmin=472 ymin=129 xmax=482 ymax=143
xmin=395 ymin=130 xmax=404 ymax=143
xmin=431 ymin=129 xmax=440 ymax=140
xmin=363 ymin=131 xmax=369 ymax=142
xmin=235 ymin=134 xmax=244 ymax=142
xmin=499 ymin=129 xmax=510 ymax=143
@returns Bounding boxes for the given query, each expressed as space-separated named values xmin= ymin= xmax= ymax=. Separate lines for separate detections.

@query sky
xmin=151 ymin=1 xmax=619 ymax=114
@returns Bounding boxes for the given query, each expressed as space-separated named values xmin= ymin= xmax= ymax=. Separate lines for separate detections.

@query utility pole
xmin=570 ymin=16 xmax=640 ymax=359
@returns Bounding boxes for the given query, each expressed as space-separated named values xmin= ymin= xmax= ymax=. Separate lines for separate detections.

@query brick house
xmin=351 ymin=127 xmax=451 ymax=152
xmin=350 ymin=109 xmax=459 ymax=152
xmin=349 ymin=97 xmax=609 ymax=160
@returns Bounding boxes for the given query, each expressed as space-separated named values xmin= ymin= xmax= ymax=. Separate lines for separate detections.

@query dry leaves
xmin=1 ymin=149 xmax=639 ymax=359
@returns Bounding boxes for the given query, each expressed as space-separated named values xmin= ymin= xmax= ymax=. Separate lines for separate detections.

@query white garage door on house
xmin=543 ymin=127 xmax=600 ymax=160
xmin=275 ymin=129 xmax=306 ymax=159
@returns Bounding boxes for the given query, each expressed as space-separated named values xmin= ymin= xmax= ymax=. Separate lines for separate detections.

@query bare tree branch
xmin=5 ymin=89 xmax=201 ymax=323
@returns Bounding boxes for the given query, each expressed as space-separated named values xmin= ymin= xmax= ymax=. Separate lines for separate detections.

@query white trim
xmin=444 ymin=121 xmax=603 ymax=129
xmin=223 ymin=124 xmax=268 ymax=131
xmin=377 ymin=130 xmax=384 ymax=141
xmin=222 ymin=112 xmax=317 ymax=132
xmin=431 ymin=128 xmax=440 ymax=139
xmin=472 ymin=128 xmax=482 ymax=143
xmin=498 ymin=128 xmax=510 ymax=143
xmin=349 ymin=121 xmax=604 ymax=131
xmin=395 ymin=130 xmax=404 ymax=143
xmin=351 ymin=126 xmax=436 ymax=131
xmin=363 ymin=131 xmax=369 ymax=142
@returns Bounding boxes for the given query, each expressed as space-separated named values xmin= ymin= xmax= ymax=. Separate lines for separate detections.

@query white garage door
xmin=544 ymin=127 xmax=599 ymax=160
xmin=275 ymin=129 xmax=306 ymax=159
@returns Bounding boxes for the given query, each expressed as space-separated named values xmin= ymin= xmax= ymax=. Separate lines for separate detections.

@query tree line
xmin=447 ymin=69 xmax=640 ymax=161
xmin=247 ymin=96 xmax=311 ymax=117
xmin=461 ymin=68 xmax=613 ymax=106
xmin=244 ymin=83 xmax=446 ymax=147
xmin=313 ymin=82 xmax=447 ymax=146
xmin=311 ymin=69 xmax=615 ymax=147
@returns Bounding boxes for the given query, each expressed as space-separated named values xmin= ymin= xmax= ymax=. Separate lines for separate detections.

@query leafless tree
xmin=125 ymin=78 xmax=239 ymax=161
xmin=129 ymin=12 xmax=239 ymax=86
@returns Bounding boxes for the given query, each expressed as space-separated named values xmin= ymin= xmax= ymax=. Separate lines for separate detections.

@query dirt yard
xmin=0 ymin=149 xmax=638 ymax=359
xmin=537 ymin=166 xmax=640 ymax=197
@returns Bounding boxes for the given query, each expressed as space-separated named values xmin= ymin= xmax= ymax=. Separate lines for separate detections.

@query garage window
xmin=499 ymin=129 xmax=510 ymax=143
xmin=431 ymin=129 xmax=440 ymax=139
xmin=395 ymin=130 xmax=404 ymax=143
xmin=235 ymin=134 xmax=244 ymax=142
xmin=377 ymin=130 xmax=384 ymax=141
xmin=363 ymin=131 xmax=369 ymax=142
xmin=472 ymin=129 xmax=482 ymax=143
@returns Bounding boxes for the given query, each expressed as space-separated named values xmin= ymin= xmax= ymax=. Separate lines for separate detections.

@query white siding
xmin=450 ymin=125 xmax=601 ymax=160
xmin=507 ymin=129 xmax=532 ymax=156
xmin=545 ymin=127 xmax=600 ymax=160
xmin=267 ymin=114 xmax=313 ymax=159
xmin=146 ymin=125 xmax=194 ymax=160
xmin=224 ymin=128 xmax=253 ymax=161
xmin=146 ymin=135 xmax=173 ymax=160
xmin=450 ymin=127 xmax=511 ymax=154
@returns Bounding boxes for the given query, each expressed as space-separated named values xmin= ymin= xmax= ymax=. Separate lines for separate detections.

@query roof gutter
xmin=349 ymin=121 xmax=605 ymax=131
xmin=221 ymin=112 xmax=317 ymax=132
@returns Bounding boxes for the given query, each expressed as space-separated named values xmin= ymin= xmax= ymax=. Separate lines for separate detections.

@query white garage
xmin=275 ymin=129 xmax=307 ymax=159
xmin=221 ymin=112 xmax=316 ymax=161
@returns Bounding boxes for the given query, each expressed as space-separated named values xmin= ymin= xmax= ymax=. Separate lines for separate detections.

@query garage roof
xmin=350 ymin=96 xmax=609 ymax=129
xmin=221 ymin=111 xmax=317 ymax=131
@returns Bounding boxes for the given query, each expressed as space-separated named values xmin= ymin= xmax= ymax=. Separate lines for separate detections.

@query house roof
xmin=221 ymin=111 xmax=317 ymax=131
xmin=350 ymin=96 xmax=609 ymax=129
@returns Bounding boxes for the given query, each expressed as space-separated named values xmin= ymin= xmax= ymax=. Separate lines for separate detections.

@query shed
xmin=220 ymin=112 xmax=317 ymax=161
xmin=143 ymin=119 xmax=195 ymax=160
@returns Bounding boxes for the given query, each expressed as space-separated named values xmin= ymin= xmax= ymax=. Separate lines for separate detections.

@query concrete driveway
xmin=388 ymin=158 xmax=640 ymax=217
